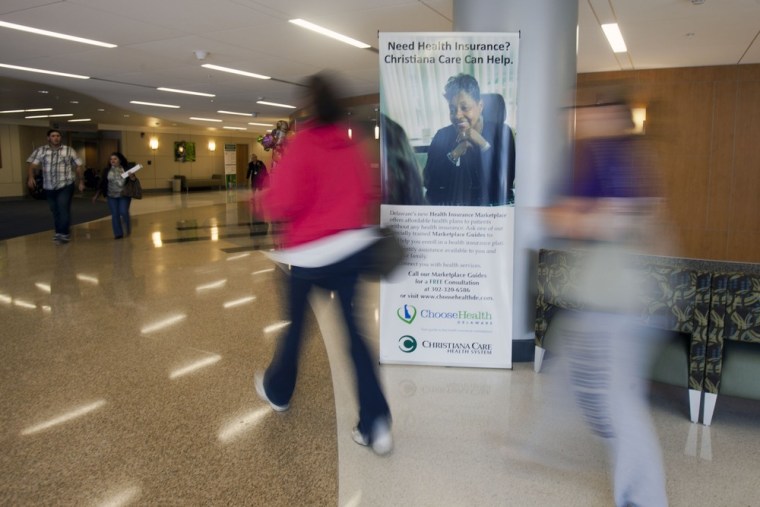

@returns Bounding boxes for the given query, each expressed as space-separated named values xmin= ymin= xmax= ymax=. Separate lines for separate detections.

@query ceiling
xmin=1 ymin=0 xmax=758 ymax=136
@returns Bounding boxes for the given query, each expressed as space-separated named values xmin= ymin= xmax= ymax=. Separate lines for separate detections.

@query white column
xmin=453 ymin=0 xmax=578 ymax=360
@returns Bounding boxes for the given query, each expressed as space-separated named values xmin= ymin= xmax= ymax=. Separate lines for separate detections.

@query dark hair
xmin=381 ymin=115 xmax=426 ymax=205
xmin=306 ymin=71 xmax=345 ymax=124
xmin=109 ymin=152 xmax=129 ymax=168
xmin=47 ymin=128 xmax=61 ymax=136
xmin=443 ymin=74 xmax=481 ymax=102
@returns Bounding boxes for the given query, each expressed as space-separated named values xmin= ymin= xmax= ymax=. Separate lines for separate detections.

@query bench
xmin=534 ymin=248 xmax=760 ymax=425
xmin=174 ymin=174 xmax=224 ymax=191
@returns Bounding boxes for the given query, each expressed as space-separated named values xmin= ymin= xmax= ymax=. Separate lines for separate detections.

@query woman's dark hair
xmin=306 ymin=71 xmax=345 ymax=124
xmin=382 ymin=115 xmax=426 ymax=205
xmin=443 ymin=73 xmax=481 ymax=102
xmin=109 ymin=152 xmax=129 ymax=168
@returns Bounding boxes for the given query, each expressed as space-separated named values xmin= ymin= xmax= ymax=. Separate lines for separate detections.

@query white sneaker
xmin=254 ymin=372 xmax=289 ymax=412
xmin=352 ymin=418 xmax=393 ymax=456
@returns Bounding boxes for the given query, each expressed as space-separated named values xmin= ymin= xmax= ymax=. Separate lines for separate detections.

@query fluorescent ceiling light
xmin=201 ymin=64 xmax=270 ymax=80
xmin=157 ymin=87 xmax=215 ymax=97
xmin=25 ymin=113 xmax=73 ymax=118
xmin=2 ymin=108 xmax=52 ymax=113
xmin=248 ymin=122 xmax=274 ymax=127
xmin=289 ymin=18 xmax=370 ymax=49
xmin=0 ymin=63 xmax=89 ymax=79
xmin=601 ymin=23 xmax=627 ymax=53
xmin=256 ymin=100 xmax=296 ymax=109
xmin=190 ymin=117 xmax=222 ymax=122
xmin=130 ymin=100 xmax=180 ymax=108
xmin=218 ymin=110 xmax=253 ymax=116
xmin=223 ymin=126 xmax=247 ymax=130
xmin=0 ymin=20 xmax=117 ymax=48
xmin=68 ymin=118 xmax=92 ymax=122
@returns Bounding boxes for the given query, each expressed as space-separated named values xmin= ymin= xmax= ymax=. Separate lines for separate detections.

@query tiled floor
xmin=1 ymin=189 xmax=759 ymax=506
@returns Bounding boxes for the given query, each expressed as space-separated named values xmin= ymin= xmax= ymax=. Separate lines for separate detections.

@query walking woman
xmin=251 ymin=71 xmax=393 ymax=455
xmin=93 ymin=152 xmax=135 ymax=239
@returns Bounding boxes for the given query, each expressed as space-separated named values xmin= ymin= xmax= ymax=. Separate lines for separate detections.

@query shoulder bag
xmin=122 ymin=177 xmax=143 ymax=199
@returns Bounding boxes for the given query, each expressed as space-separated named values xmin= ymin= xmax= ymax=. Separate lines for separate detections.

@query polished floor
xmin=1 ymin=189 xmax=759 ymax=506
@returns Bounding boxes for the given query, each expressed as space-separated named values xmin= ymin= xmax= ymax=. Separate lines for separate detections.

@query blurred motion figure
xmin=251 ymin=71 xmax=392 ymax=455
xmin=542 ymin=101 xmax=668 ymax=507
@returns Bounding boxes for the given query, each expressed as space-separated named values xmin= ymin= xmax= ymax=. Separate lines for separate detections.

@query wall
xmin=0 ymin=124 xmax=49 ymax=198
xmin=120 ymin=130 xmax=265 ymax=190
xmin=577 ymin=64 xmax=760 ymax=263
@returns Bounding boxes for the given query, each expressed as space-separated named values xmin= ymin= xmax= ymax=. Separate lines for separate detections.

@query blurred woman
xmin=93 ymin=152 xmax=135 ymax=239
xmin=251 ymin=72 xmax=392 ymax=455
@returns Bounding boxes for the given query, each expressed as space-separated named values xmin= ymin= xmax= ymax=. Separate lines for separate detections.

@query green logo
xmin=399 ymin=335 xmax=417 ymax=353
xmin=397 ymin=304 xmax=417 ymax=324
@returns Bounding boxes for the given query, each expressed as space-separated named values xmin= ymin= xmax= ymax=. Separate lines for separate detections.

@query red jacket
xmin=257 ymin=121 xmax=377 ymax=248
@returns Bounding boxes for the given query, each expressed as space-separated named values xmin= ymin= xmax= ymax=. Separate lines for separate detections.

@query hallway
xmin=1 ymin=190 xmax=758 ymax=506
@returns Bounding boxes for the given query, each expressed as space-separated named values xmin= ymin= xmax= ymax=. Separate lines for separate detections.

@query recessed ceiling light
xmin=256 ymin=100 xmax=296 ymax=109
xmin=25 ymin=113 xmax=73 ymax=118
xmin=223 ymin=126 xmax=247 ymax=130
xmin=38 ymin=90 xmax=49 ymax=94
xmin=201 ymin=64 xmax=270 ymax=80
xmin=0 ymin=63 xmax=89 ymax=79
xmin=157 ymin=87 xmax=215 ymax=97
xmin=288 ymin=18 xmax=370 ymax=49
xmin=129 ymin=100 xmax=180 ymax=108
xmin=601 ymin=23 xmax=627 ymax=53
xmin=218 ymin=110 xmax=253 ymax=116
xmin=69 ymin=100 xmax=79 ymax=104
xmin=0 ymin=20 xmax=117 ymax=48
xmin=68 ymin=118 xmax=91 ymax=122
xmin=248 ymin=122 xmax=274 ymax=127
xmin=189 ymin=117 xmax=222 ymax=122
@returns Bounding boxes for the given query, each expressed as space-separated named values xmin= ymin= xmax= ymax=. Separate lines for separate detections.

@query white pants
xmin=556 ymin=311 xmax=668 ymax=507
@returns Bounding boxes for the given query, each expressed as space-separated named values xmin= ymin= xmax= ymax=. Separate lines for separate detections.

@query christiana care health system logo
xmin=398 ymin=335 xmax=418 ymax=353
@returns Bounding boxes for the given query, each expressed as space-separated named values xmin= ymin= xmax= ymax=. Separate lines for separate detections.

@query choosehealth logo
xmin=397 ymin=304 xmax=417 ymax=324
xmin=398 ymin=335 xmax=418 ymax=353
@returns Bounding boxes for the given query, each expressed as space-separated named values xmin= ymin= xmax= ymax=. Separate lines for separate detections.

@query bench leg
xmin=689 ymin=389 xmax=701 ymax=423
xmin=702 ymin=392 xmax=717 ymax=426
xmin=533 ymin=345 xmax=545 ymax=373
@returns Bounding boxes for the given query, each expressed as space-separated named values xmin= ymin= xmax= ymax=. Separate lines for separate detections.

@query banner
xmin=378 ymin=32 xmax=519 ymax=368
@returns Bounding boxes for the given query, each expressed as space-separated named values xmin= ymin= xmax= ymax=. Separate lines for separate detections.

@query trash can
xmin=172 ymin=178 xmax=182 ymax=193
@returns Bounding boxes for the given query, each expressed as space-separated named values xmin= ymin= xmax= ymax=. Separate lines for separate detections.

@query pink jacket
xmin=257 ymin=121 xmax=377 ymax=248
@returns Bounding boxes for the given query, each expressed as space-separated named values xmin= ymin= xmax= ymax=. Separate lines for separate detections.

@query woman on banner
xmin=423 ymin=73 xmax=515 ymax=206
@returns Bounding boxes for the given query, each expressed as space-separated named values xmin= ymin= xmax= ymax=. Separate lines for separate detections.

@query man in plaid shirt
xmin=26 ymin=129 xmax=85 ymax=244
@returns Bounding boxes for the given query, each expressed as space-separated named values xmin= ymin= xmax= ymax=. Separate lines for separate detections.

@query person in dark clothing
xmin=247 ymin=154 xmax=268 ymax=191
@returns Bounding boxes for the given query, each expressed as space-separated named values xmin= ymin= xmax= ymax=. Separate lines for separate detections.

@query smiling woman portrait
xmin=422 ymin=73 xmax=515 ymax=206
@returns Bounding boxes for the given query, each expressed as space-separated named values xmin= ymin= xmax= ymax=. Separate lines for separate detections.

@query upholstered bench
xmin=534 ymin=248 xmax=711 ymax=423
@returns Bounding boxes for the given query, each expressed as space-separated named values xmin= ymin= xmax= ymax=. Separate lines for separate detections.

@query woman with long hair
xmin=252 ymin=71 xmax=392 ymax=455
xmin=93 ymin=152 xmax=135 ymax=239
